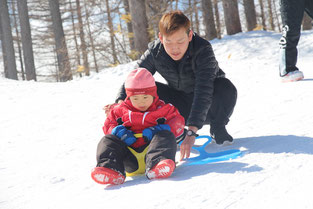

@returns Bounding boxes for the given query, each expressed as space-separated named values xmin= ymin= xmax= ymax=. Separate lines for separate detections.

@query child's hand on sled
xmin=142 ymin=124 xmax=171 ymax=141
xmin=111 ymin=125 xmax=136 ymax=146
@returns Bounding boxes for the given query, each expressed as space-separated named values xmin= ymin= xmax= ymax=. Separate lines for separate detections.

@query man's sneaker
xmin=91 ymin=167 xmax=125 ymax=185
xmin=281 ymin=70 xmax=304 ymax=82
xmin=146 ymin=159 xmax=175 ymax=180
xmin=210 ymin=125 xmax=233 ymax=146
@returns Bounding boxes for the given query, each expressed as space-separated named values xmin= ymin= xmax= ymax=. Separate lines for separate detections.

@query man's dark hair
xmin=159 ymin=11 xmax=191 ymax=36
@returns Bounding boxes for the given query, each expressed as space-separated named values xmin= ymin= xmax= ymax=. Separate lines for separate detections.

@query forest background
xmin=0 ymin=0 xmax=312 ymax=82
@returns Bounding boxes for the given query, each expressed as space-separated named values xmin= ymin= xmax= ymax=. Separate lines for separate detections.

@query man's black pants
xmin=279 ymin=0 xmax=313 ymax=76
xmin=156 ymin=77 xmax=237 ymax=128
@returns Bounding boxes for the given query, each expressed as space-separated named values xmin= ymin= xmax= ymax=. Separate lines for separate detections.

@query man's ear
xmin=159 ymin=32 xmax=163 ymax=44
xmin=188 ymin=30 xmax=193 ymax=42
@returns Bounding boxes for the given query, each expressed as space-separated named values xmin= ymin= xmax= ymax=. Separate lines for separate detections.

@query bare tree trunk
xmin=222 ymin=0 xmax=242 ymax=35
xmin=213 ymin=0 xmax=221 ymax=39
xmin=302 ymin=12 xmax=312 ymax=30
xmin=175 ymin=0 xmax=179 ymax=10
xmin=267 ymin=0 xmax=275 ymax=30
xmin=259 ymin=0 xmax=267 ymax=30
xmin=105 ymin=0 xmax=118 ymax=64
xmin=48 ymin=0 xmax=72 ymax=82
xmin=12 ymin=1 xmax=25 ymax=80
xmin=0 ymin=14 xmax=8 ymax=76
xmin=272 ymin=0 xmax=281 ymax=32
xmin=76 ymin=0 xmax=90 ymax=76
xmin=194 ymin=0 xmax=200 ymax=34
xmin=84 ymin=0 xmax=99 ymax=73
xmin=17 ymin=0 xmax=37 ymax=81
xmin=0 ymin=0 xmax=18 ymax=80
xmin=243 ymin=0 xmax=257 ymax=31
xmin=128 ymin=0 xmax=150 ymax=58
xmin=188 ymin=0 xmax=194 ymax=30
xmin=69 ymin=0 xmax=81 ymax=67
xmin=122 ymin=0 xmax=135 ymax=52
xmin=202 ymin=0 xmax=217 ymax=40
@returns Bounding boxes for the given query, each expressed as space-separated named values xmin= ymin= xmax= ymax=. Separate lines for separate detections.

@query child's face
xmin=129 ymin=94 xmax=154 ymax=111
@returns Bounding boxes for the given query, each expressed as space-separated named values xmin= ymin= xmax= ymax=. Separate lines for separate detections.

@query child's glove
xmin=111 ymin=125 xmax=136 ymax=146
xmin=142 ymin=124 xmax=171 ymax=141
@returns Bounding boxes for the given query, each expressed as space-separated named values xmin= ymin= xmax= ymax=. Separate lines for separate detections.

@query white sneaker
xmin=281 ymin=71 xmax=304 ymax=82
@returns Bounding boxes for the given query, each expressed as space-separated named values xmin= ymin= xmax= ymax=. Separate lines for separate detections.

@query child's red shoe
xmin=146 ymin=159 xmax=175 ymax=180
xmin=91 ymin=167 xmax=125 ymax=185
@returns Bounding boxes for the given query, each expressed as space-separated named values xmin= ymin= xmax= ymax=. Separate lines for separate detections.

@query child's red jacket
xmin=103 ymin=98 xmax=185 ymax=148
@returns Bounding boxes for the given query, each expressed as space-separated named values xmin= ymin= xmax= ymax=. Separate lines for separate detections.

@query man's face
xmin=159 ymin=28 xmax=193 ymax=61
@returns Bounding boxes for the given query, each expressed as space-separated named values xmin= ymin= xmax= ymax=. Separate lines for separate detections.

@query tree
xmin=267 ymin=0 xmax=275 ymax=30
xmin=48 ymin=0 xmax=72 ymax=81
xmin=83 ymin=0 xmax=99 ymax=73
xmin=128 ymin=0 xmax=150 ymax=58
xmin=17 ymin=0 xmax=37 ymax=81
xmin=243 ymin=0 xmax=257 ymax=31
xmin=0 ymin=14 xmax=8 ymax=76
xmin=213 ymin=0 xmax=221 ymax=39
xmin=193 ymin=0 xmax=200 ymax=34
xmin=0 ymin=0 xmax=18 ymax=80
xmin=105 ymin=0 xmax=118 ymax=64
xmin=146 ymin=0 xmax=171 ymax=39
xmin=259 ymin=0 xmax=267 ymax=30
xmin=122 ymin=0 xmax=135 ymax=52
xmin=222 ymin=0 xmax=242 ymax=35
xmin=272 ymin=0 xmax=281 ymax=32
xmin=202 ymin=0 xmax=217 ymax=40
xmin=12 ymin=1 xmax=25 ymax=80
xmin=76 ymin=0 xmax=90 ymax=75
xmin=69 ymin=0 xmax=81 ymax=68
xmin=302 ymin=12 xmax=312 ymax=30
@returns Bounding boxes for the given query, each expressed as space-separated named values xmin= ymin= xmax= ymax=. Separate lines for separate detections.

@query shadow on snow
xmin=105 ymin=135 xmax=313 ymax=189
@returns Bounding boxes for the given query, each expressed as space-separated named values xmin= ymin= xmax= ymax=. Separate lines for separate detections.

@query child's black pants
xmin=96 ymin=130 xmax=177 ymax=176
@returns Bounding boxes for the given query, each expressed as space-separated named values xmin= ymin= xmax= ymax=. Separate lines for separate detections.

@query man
xmin=107 ymin=11 xmax=237 ymax=160
xmin=279 ymin=0 xmax=313 ymax=82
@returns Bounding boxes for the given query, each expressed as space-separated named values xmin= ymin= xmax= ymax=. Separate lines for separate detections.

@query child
xmin=91 ymin=68 xmax=185 ymax=185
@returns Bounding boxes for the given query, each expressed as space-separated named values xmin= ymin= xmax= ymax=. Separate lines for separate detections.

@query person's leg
xmin=156 ymin=82 xmax=193 ymax=121
xmin=91 ymin=134 xmax=131 ymax=184
xmin=305 ymin=0 xmax=313 ymax=18
xmin=205 ymin=78 xmax=237 ymax=144
xmin=279 ymin=0 xmax=305 ymax=77
xmin=95 ymin=134 xmax=128 ymax=173
xmin=145 ymin=130 xmax=177 ymax=179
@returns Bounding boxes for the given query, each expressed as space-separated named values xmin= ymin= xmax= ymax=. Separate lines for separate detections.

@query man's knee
xmin=214 ymin=78 xmax=237 ymax=99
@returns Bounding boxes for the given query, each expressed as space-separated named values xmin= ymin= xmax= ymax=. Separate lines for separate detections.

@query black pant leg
xmin=156 ymin=81 xmax=193 ymax=122
xmin=156 ymin=79 xmax=237 ymax=128
xmin=279 ymin=0 xmax=306 ymax=76
xmin=145 ymin=130 xmax=177 ymax=170
xmin=305 ymin=0 xmax=313 ymax=18
xmin=205 ymin=78 xmax=237 ymax=127
xmin=96 ymin=134 xmax=137 ymax=175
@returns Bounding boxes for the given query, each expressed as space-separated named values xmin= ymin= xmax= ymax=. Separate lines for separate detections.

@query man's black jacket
xmin=116 ymin=33 xmax=225 ymax=129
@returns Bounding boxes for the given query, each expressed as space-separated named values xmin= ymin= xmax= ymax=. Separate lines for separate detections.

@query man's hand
xmin=179 ymin=126 xmax=198 ymax=161
xmin=103 ymin=100 xmax=123 ymax=116
xmin=179 ymin=135 xmax=196 ymax=161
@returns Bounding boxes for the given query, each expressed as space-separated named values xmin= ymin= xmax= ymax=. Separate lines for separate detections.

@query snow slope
xmin=1 ymin=30 xmax=313 ymax=209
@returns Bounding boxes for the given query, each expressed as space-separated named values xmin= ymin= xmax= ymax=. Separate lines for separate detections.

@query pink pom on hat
xmin=125 ymin=68 xmax=158 ymax=98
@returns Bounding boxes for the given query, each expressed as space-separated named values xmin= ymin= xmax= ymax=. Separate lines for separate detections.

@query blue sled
xmin=180 ymin=135 xmax=243 ymax=166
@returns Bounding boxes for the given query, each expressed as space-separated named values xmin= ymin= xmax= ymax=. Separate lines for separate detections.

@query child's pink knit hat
xmin=125 ymin=68 xmax=157 ymax=98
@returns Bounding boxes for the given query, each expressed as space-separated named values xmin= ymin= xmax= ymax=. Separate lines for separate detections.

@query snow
xmin=1 ymin=30 xmax=313 ymax=209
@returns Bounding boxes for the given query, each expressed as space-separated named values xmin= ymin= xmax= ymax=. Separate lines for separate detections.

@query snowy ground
xmin=1 ymin=30 xmax=313 ymax=209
